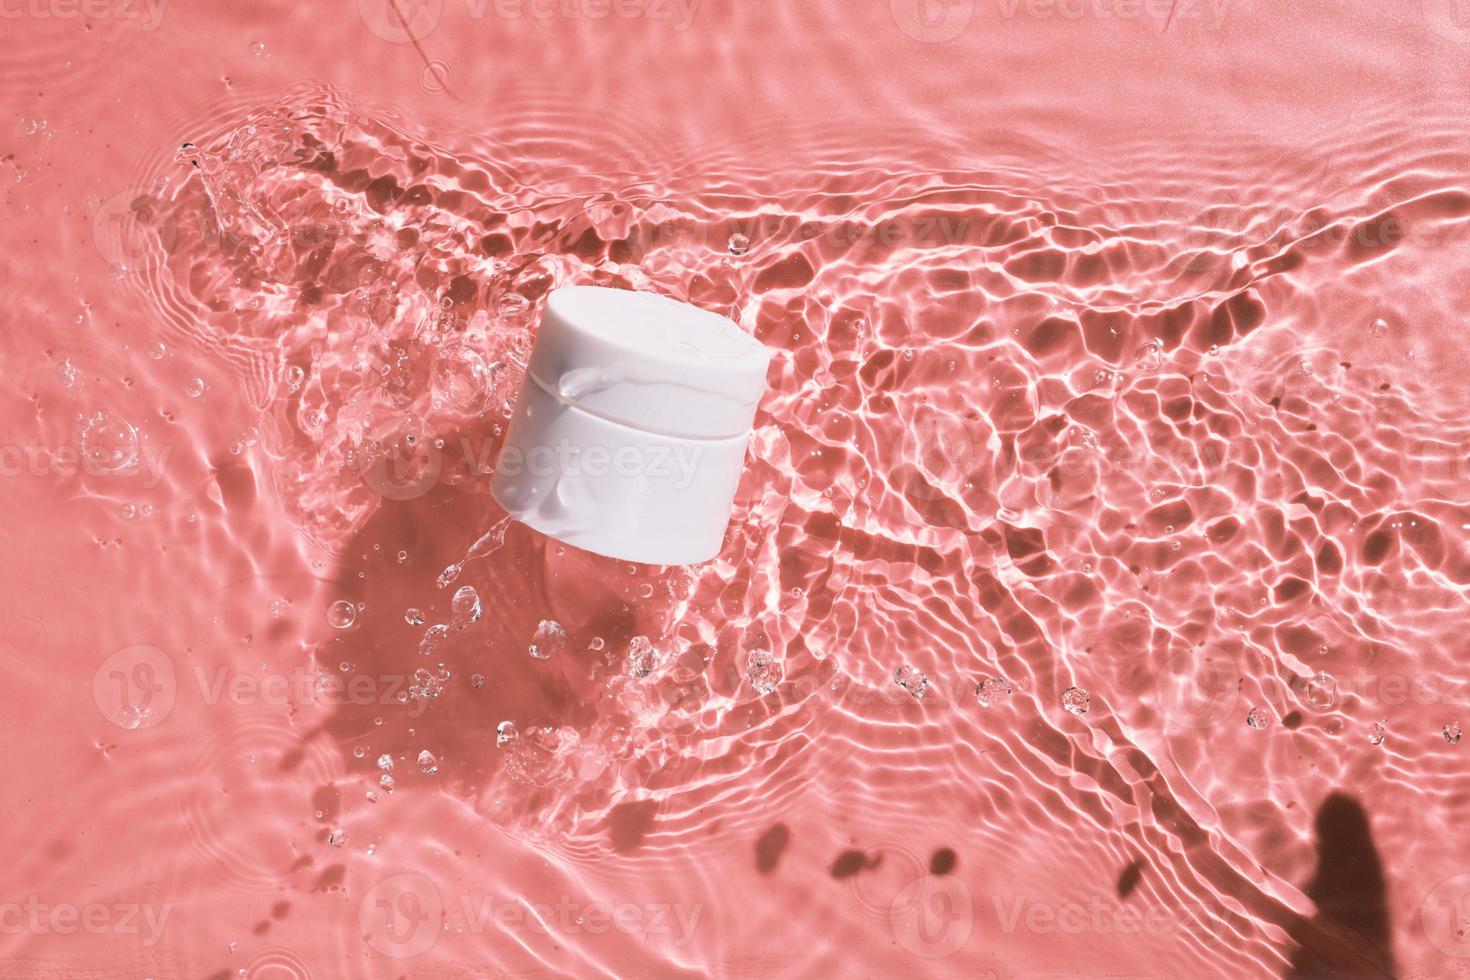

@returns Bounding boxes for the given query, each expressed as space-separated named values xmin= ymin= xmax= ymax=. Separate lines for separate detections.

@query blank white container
xmin=490 ymin=286 xmax=772 ymax=565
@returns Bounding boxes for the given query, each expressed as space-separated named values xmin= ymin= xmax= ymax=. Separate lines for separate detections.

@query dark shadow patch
xmin=608 ymin=799 xmax=659 ymax=853
xmin=1116 ymin=858 xmax=1146 ymax=899
xmin=1285 ymin=792 xmax=1395 ymax=979
xmin=929 ymin=847 xmax=957 ymax=876
xmin=755 ymin=823 xmax=790 ymax=874
xmin=312 ymin=863 xmax=346 ymax=893
xmin=1282 ymin=710 xmax=1304 ymax=730
xmin=830 ymin=849 xmax=877 ymax=880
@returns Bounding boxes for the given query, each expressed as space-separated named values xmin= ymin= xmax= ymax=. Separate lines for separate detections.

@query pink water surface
xmin=5 ymin=2 xmax=1470 ymax=977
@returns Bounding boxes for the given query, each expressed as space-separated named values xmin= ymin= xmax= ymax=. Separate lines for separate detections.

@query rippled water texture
xmin=5 ymin=2 xmax=1470 ymax=978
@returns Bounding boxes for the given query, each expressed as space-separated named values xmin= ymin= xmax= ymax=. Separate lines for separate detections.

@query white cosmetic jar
xmin=490 ymin=286 xmax=772 ymax=565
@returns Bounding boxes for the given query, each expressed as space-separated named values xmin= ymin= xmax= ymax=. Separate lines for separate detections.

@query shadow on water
xmin=1285 ymin=791 xmax=1395 ymax=979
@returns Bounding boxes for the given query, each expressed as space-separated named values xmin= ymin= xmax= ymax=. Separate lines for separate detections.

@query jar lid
xmin=525 ymin=286 xmax=772 ymax=439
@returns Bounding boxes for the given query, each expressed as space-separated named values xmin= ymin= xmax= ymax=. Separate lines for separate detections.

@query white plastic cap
xmin=490 ymin=286 xmax=771 ymax=565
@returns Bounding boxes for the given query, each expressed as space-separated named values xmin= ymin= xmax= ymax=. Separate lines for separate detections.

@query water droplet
xmin=1368 ymin=721 xmax=1386 ymax=746
xmin=250 ymin=39 xmax=266 ymax=56
xmin=746 ymin=650 xmax=782 ymax=694
xmin=627 ymin=636 xmax=659 ymax=679
xmin=417 ymin=749 xmax=438 ymax=774
xmin=184 ymin=377 xmax=206 ymax=398
xmin=419 ymin=623 xmax=448 ymax=656
xmin=1062 ymin=686 xmax=1091 ymax=715
xmin=1247 ymin=706 xmax=1271 ymax=730
xmin=727 ymin=233 xmax=751 ymax=256
xmin=1369 ymin=317 xmax=1388 ymax=339
xmin=379 ymin=773 xmax=395 ymax=792
xmin=326 ymin=828 xmax=348 ymax=847
xmin=147 ymin=341 xmax=166 ymax=360
xmin=1445 ymin=722 xmax=1462 ymax=745
xmin=975 ymin=677 xmax=1012 ymax=707
xmin=470 ymin=673 xmax=485 ymax=688
xmin=404 ymin=608 xmax=424 ymax=626
xmin=327 ymin=600 xmax=356 ymax=629
xmin=497 ymin=720 xmax=518 ymax=747
xmin=529 ymin=619 xmax=566 ymax=660
xmin=436 ymin=563 xmax=461 ymax=588
xmin=1297 ymin=670 xmax=1336 ymax=710
xmin=119 ymin=503 xmax=136 ymax=520
xmin=895 ymin=665 xmax=929 ymax=699
xmin=450 ymin=585 xmax=481 ymax=626
xmin=1133 ymin=342 xmax=1163 ymax=373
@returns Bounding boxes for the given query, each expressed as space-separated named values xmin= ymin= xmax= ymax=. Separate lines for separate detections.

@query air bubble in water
xmin=471 ymin=673 xmax=484 ymax=688
xmin=975 ymin=677 xmax=1012 ymax=707
xmin=327 ymin=828 xmax=347 ymax=848
xmin=404 ymin=608 xmax=425 ymax=626
xmin=1368 ymin=721 xmax=1386 ymax=746
xmin=376 ymin=754 xmax=393 ymax=771
xmin=80 ymin=412 xmax=139 ymax=473
xmin=1369 ymin=317 xmax=1388 ymax=339
xmin=148 ymin=342 xmax=166 ymax=360
xmin=184 ymin=377 xmax=206 ymax=398
xmin=727 ymin=233 xmax=751 ymax=255
xmin=1062 ymin=686 xmax=1090 ymax=715
xmin=417 ymin=749 xmax=438 ymax=774
xmin=327 ymin=600 xmax=356 ymax=629
xmin=1445 ymin=722 xmax=1462 ymax=745
xmin=895 ymin=665 xmax=929 ymax=699
xmin=1247 ymin=707 xmax=1271 ymax=730
xmin=436 ymin=563 xmax=461 ymax=588
xmin=627 ymin=636 xmax=659 ymax=679
xmin=450 ymin=585 xmax=481 ymax=626
xmin=746 ymin=650 xmax=782 ymax=694
xmin=250 ymin=40 xmax=266 ymax=56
